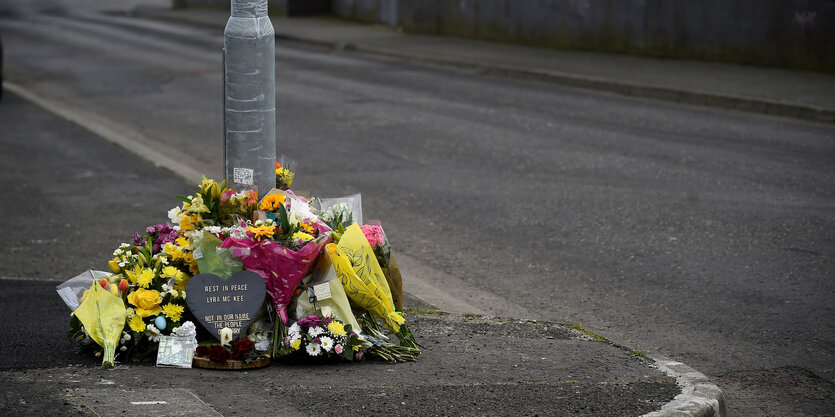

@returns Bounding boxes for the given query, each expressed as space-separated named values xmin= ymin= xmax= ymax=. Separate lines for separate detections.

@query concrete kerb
xmin=4 ymin=56 xmax=726 ymax=417
xmin=642 ymin=354 xmax=727 ymax=417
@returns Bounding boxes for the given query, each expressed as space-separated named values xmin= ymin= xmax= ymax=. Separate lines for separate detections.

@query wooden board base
xmin=192 ymin=355 xmax=271 ymax=370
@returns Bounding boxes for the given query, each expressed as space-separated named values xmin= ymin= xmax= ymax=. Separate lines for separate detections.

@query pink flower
xmin=220 ymin=189 xmax=236 ymax=203
xmin=360 ymin=224 xmax=386 ymax=248
xmin=335 ymin=344 xmax=343 ymax=354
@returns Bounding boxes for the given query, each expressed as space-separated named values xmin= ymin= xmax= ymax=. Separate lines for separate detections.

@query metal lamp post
xmin=224 ymin=0 xmax=275 ymax=197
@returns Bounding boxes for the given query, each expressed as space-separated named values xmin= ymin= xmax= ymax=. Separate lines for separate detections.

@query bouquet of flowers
xmin=275 ymin=155 xmax=296 ymax=190
xmin=220 ymin=192 xmax=332 ymax=324
xmin=280 ymin=314 xmax=364 ymax=361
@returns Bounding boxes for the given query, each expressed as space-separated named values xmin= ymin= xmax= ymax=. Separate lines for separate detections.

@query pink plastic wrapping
xmin=220 ymin=233 xmax=331 ymax=323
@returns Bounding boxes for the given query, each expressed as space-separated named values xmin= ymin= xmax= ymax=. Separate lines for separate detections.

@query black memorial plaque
xmin=185 ymin=271 xmax=266 ymax=342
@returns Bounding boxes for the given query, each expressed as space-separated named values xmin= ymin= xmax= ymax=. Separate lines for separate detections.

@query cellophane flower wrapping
xmin=361 ymin=223 xmax=404 ymax=312
xmin=192 ymin=229 xmax=243 ymax=279
xmin=73 ymin=282 xmax=127 ymax=367
xmin=293 ymin=250 xmax=362 ymax=332
xmin=220 ymin=233 xmax=331 ymax=324
xmin=328 ymin=224 xmax=404 ymax=334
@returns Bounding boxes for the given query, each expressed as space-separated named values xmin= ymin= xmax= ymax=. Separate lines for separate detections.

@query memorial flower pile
xmin=62 ymin=170 xmax=420 ymax=367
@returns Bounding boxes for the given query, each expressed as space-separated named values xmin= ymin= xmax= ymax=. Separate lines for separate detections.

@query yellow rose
xmin=127 ymin=288 xmax=162 ymax=318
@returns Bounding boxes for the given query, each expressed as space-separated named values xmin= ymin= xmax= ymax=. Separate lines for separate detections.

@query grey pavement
xmin=129 ymin=5 xmax=835 ymax=124
xmin=1 ymin=89 xmax=686 ymax=416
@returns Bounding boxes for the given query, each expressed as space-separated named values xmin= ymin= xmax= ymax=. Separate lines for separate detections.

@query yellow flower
xmin=258 ymin=194 xmax=286 ymax=211
xmin=163 ymin=243 xmax=183 ymax=261
xmin=173 ymin=271 xmax=190 ymax=291
xmin=161 ymin=303 xmax=184 ymax=322
xmin=327 ymin=321 xmax=346 ymax=337
xmin=128 ymin=315 xmax=146 ymax=332
xmin=162 ymin=266 xmax=180 ymax=279
xmin=292 ymin=231 xmax=314 ymax=242
xmin=108 ymin=257 xmax=121 ymax=274
xmin=200 ymin=176 xmax=222 ymax=200
xmin=125 ymin=266 xmax=155 ymax=288
xmin=179 ymin=215 xmax=196 ymax=231
xmin=127 ymin=288 xmax=162 ymax=318
xmin=188 ymin=194 xmax=210 ymax=214
xmin=290 ymin=338 xmax=301 ymax=350
xmin=247 ymin=224 xmax=276 ymax=241
xmin=175 ymin=237 xmax=190 ymax=249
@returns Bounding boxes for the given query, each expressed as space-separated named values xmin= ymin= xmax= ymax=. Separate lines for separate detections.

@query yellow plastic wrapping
xmin=73 ymin=282 xmax=127 ymax=367
xmin=329 ymin=224 xmax=404 ymax=333
xmin=295 ymin=250 xmax=361 ymax=331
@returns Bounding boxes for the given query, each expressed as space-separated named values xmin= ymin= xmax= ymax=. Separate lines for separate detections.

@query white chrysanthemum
xmin=204 ymin=226 xmax=222 ymax=235
xmin=145 ymin=324 xmax=162 ymax=342
xmin=288 ymin=323 xmax=301 ymax=336
xmin=308 ymin=326 xmax=324 ymax=337
xmin=319 ymin=336 xmax=334 ymax=352
xmin=306 ymin=342 xmax=321 ymax=357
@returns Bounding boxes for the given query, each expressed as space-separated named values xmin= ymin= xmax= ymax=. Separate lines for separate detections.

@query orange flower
xmin=300 ymin=222 xmax=315 ymax=234
xmin=258 ymin=194 xmax=286 ymax=211
xmin=247 ymin=224 xmax=276 ymax=241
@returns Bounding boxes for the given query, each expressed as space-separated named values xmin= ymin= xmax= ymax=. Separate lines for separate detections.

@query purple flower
xmin=146 ymin=226 xmax=156 ymax=234
xmin=298 ymin=314 xmax=323 ymax=327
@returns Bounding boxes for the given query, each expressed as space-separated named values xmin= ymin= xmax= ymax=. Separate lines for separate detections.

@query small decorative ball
xmin=154 ymin=316 xmax=167 ymax=331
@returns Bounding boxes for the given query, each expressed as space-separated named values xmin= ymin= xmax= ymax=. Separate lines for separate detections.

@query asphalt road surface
xmin=1 ymin=3 xmax=834 ymax=416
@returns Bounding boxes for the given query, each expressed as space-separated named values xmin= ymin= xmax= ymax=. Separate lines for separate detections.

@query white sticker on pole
xmin=233 ymin=168 xmax=254 ymax=185
xmin=313 ymin=283 xmax=331 ymax=301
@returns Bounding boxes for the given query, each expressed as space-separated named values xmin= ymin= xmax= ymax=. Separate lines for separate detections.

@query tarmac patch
xmin=72 ymin=388 xmax=222 ymax=416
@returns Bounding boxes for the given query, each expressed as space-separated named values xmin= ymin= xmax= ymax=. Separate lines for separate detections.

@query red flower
xmin=208 ymin=345 xmax=230 ymax=363
xmin=230 ymin=339 xmax=254 ymax=360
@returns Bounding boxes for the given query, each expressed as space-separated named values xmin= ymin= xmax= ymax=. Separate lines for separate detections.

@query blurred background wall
xmin=177 ymin=0 xmax=835 ymax=72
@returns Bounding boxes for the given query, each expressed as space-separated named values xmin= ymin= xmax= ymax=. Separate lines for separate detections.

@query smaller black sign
xmin=185 ymin=271 xmax=266 ymax=343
